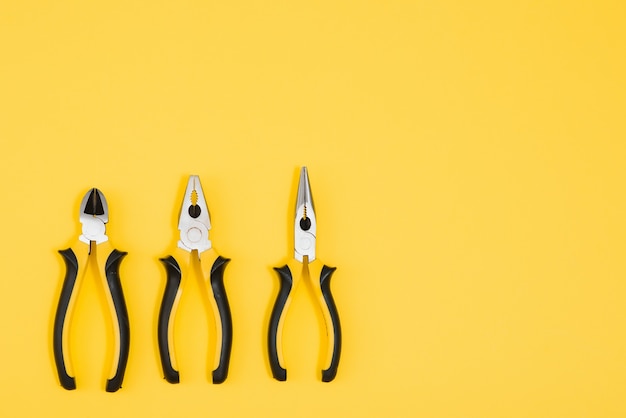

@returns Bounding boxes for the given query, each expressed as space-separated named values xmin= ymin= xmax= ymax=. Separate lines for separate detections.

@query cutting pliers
xmin=53 ymin=188 xmax=130 ymax=392
xmin=158 ymin=175 xmax=233 ymax=384
xmin=268 ymin=167 xmax=342 ymax=382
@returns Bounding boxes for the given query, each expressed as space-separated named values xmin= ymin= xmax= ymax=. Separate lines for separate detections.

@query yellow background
xmin=1 ymin=1 xmax=625 ymax=416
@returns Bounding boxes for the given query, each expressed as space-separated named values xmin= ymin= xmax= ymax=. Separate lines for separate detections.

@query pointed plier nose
xmin=294 ymin=167 xmax=317 ymax=262
xmin=158 ymin=176 xmax=233 ymax=384
xmin=268 ymin=167 xmax=342 ymax=382
xmin=53 ymin=188 xmax=130 ymax=392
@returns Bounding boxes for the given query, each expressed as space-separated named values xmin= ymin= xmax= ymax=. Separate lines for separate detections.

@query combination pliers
xmin=268 ymin=167 xmax=342 ymax=382
xmin=53 ymin=188 xmax=130 ymax=392
xmin=158 ymin=175 xmax=233 ymax=384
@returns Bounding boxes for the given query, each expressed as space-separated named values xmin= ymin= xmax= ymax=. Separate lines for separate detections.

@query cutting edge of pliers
xmin=157 ymin=175 xmax=233 ymax=384
xmin=268 ymin=167 xmax=342 ymax=382
xmin=52 ymin=188 xmax=130 ymax=392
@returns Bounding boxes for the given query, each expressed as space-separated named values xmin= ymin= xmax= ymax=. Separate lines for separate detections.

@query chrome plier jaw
xmin=268 ymin=167 xmax=342 ymax=382
xmin=53 ymin=188 xmax=130 ymax=392
xmin=294 ymin=167 xmax=316 ymax=263
xmin=158 ymin=176 xmax=233 ymax=384
xmin=177 ymin=175 xmax=212 ymax=254
xmin=78 ymin=188 xmax=109 ymax=245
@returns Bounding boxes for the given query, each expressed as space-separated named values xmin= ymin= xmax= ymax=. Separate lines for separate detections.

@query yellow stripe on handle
xmin=158 ymin=248 xmax=187 ymax=384
xmin=53 ymin=242 xmax=90 ymax=390
xmin=97 ymin=241 xmax=130 ymax=392
xmin=200 ymin=248 xmax=233 ymax=383
xmin=308 ymin=259 xmax=341 ymax=382
xmin=268 ymin=262 xmax=300 ymax=381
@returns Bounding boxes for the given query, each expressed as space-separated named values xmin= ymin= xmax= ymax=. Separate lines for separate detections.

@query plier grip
xmin=158 ymin=248 xmax=232 ymax=384
xmin=268 ymin=259 xmax=341 ymax=382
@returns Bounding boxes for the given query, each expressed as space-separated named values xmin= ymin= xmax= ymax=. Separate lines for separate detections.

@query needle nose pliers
xmin=158 ymin=175 xmax=233 ymax=384
xmin=268 ymin=167 xmax=342 ymax=382
xmin=53 ymin=188 xmax=130 ymax=392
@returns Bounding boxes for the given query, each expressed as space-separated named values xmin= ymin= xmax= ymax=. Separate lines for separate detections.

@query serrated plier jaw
xmin=177 ymin=175 xmax=212 ymax=253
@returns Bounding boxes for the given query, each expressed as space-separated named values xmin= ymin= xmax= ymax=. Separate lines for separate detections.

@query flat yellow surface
xmin=1 ymin=1 xmax=626 ymax=416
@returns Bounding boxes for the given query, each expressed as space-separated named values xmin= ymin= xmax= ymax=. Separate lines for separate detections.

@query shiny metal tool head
xmin=294 ymin=167 xmax=317 ymax=262
xmin=79 ymin=188 xmax=109 ymax=245
xmin=177 ymin=175 xmax=212 ymax=253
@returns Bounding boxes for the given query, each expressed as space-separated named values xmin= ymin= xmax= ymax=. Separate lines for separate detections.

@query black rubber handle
xmin=53 ymin=249 xmax=79 ymax=390
xmin=158 ymin=256 xmax=182 ymax=384
xmin=209 ymin=256 xmax=232 ymax=384
xmin=320 ymin=265 xmax=341 ymax=382
xmin=104 ymin=249 xmax=130 ymax=392
xmin=267 ymin=265 xmax=293 ymax=381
